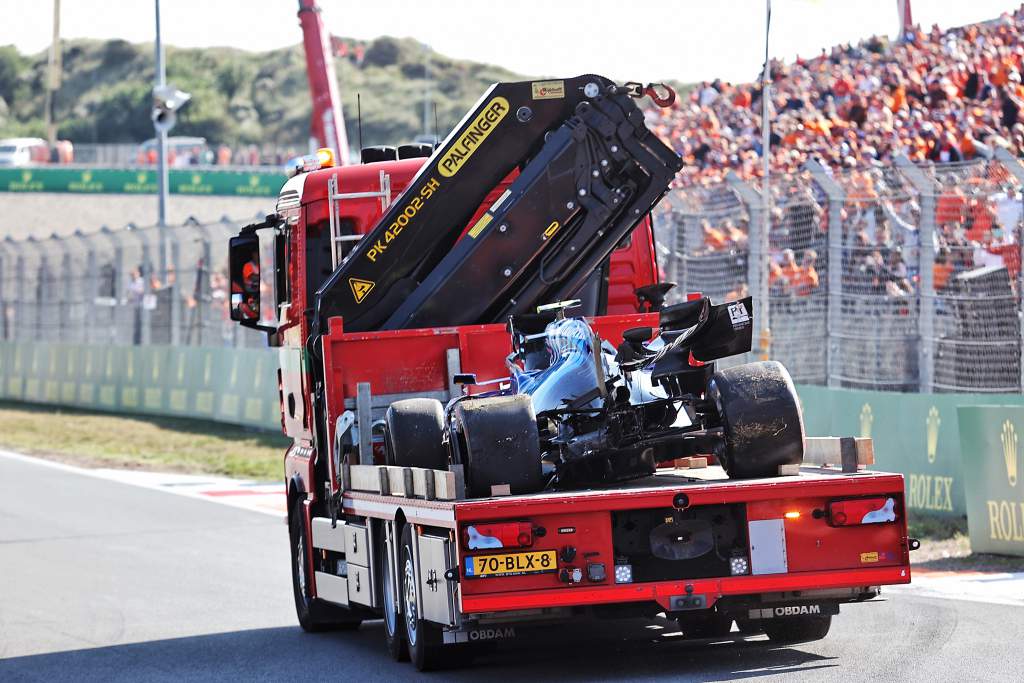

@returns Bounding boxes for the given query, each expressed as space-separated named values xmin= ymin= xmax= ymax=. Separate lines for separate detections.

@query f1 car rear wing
xmin=312 ymin=75 xmax=681 ymax=333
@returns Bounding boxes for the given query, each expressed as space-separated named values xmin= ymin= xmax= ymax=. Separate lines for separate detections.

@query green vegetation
xmin=0 ymin=401 xmax=289 ymax=480
xmin=0 ymin=37 xmax=524 ymax=148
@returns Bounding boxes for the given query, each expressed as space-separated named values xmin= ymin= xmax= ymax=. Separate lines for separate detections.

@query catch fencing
xmin=0 ymin=217 xmax=266 ymax=350
xmin=657 ymin=150 xmax=1024 ymax=393
xmin=1 ymin=154 xmax=1023 ymax=394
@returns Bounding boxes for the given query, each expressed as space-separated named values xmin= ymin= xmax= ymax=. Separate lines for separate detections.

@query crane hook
xmin=644 ymin=83 xmax=676 ymax=108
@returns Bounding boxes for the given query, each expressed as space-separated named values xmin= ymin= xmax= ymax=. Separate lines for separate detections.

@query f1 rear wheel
xmin=455 ymin=395 xmax=543 ymax=498
xmin=708 ymin=361 xmax=804 ymax=479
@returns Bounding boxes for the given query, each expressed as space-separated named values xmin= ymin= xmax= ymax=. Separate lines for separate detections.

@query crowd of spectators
xmin=650 ymin=7 xmax=1024 ymax=187
xmin=657 ymin=8 xmax=1024 ymax=304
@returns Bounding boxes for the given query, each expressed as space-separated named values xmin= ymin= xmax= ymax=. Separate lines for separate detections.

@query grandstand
xmin=649 ymin=7 xmax=1024 ymax=394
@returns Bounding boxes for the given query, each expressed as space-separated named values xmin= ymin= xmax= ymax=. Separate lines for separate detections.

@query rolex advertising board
xmin=957 ymin=406 xmax=1024 ymax=557
xmin=796 ymin=386 xmax=1024 ymax=519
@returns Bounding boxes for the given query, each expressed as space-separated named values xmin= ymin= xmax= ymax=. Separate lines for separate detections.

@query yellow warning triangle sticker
xmin=349 ymin=277 xmax=375 ymax=303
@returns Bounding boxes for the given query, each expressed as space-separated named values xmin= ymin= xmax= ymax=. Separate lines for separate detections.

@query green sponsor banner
xmin=0 ymin=167 xmax=286 ymax=197
xmin=957 ymin=406 xmax=1024 ymax=556
xmin=797 ymin=386 xmax=1024 ymax=518
xmin=0 ymin=341 xmax=279 ymax=430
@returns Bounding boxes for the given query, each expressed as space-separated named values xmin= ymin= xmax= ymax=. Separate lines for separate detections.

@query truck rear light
xmin=828 ymin=496 xmax=898 ymax=527
xmin=614 ymin=560 xmax=633 ymax=584
xmin=462 ymin=522 xmax=533 ymax=550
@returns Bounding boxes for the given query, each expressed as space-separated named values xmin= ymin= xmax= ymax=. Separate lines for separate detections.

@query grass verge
xmin=909 ymin=513 xmax=1024 ymax=572
xmin=0 ymin=401 xmax=289 ymax=480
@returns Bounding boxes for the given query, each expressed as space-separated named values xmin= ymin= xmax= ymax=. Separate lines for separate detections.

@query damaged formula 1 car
xmin=385 ymin=294 xmax=806 ymax=497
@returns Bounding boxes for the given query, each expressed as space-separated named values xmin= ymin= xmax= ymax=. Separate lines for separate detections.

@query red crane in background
xmin=297 ymin=0 xmax=350 ymax=164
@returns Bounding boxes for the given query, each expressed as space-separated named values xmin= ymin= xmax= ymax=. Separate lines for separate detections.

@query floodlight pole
xmin=759 ymin=0 xmax=772 ymax=357
xmin=154 ymin=0 xmax=169 ymax=276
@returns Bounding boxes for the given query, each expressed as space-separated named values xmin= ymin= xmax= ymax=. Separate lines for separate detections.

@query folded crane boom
xmin=312 ymin=75 xmax=680 ymax=333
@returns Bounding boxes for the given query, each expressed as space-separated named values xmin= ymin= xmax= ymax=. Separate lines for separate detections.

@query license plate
xmin=464 ymin=550 xmax=558 ymax=578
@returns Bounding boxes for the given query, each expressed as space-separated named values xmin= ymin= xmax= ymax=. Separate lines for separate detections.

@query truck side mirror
xmin=229 ymin=234 xmax=261 ymax=323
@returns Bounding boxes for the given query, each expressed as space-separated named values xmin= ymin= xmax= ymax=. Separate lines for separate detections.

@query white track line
xmin=0 ymin=448 xmax=286 ymax=519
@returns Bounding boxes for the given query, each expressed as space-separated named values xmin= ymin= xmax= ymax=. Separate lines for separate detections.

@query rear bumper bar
xmin=459 ymin=564 xmax=911 ymax=614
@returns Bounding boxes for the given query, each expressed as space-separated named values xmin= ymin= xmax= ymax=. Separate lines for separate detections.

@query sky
xmin=0 ymin=0 xmax=1021 ymax=84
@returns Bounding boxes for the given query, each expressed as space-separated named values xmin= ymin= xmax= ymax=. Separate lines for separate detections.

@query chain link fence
xmin=0 ymin=218 xmax=266 ymax=350
xmin=656 ymin=152 xmax=1024 ymax=393
xmin=2 ymin=154 xmax=1022 ymax=393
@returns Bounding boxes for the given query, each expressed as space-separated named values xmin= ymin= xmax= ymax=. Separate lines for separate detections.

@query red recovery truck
xmin=228 ymin=75 xmax=915 ymax=671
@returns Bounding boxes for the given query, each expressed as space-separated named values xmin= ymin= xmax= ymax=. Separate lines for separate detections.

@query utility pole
xmin=43 ymin=0 xmax=61 ymax=150
xmin=422 ymin=43 xmax=431 ymax=141
xmin=154 ymin=0 xmax=168 ymax=237
xmin=758 ymin=0 xmax=772 ymax=358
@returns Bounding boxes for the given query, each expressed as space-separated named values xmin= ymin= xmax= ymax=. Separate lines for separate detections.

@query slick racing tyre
xmin=708 ymin=361 xmax=805 ymax=479
xmin=385 ymin=398 xmax=448 ymax=470
xmin=454 ymin=395 xmax=543 ymax=498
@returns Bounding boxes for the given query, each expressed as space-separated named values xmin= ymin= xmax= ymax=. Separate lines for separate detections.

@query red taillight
xmin=462 ymin=522 xmax=533 ymax=550
xmin=828 ymin=497 xmax=899 ymax=527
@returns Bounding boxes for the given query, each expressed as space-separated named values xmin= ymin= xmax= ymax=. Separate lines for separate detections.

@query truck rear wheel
xmin=400 ymin=524 xmax=446 ymax=671
xmin=707 ymin=361 xmax=804 ymax=479
xmin=455 ymin=395 xmax=543 ymax=498
xmin=380 ymin=524 xmax=408 ymax=661
xmin=763 ymin=615 xmax=832 ymax=644
xmin=677 ymin=610 xmax=734 ymax=639
xmin=385 ymin=398 xmax=448 ymax=470
xmin=288 ymin=499 xmax=361 ymax=632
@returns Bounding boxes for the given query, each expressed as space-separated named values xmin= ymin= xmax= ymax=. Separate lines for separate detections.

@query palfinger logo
xmin=1002 ymin=419 xmax=1018 ymax=487
xmin=860 ymin=403 xmax=873 ymax=439
xmin=438 ymin=97 xmax=509 ymax=177
xmin=927 ymin=406 xmax=940 ymax=464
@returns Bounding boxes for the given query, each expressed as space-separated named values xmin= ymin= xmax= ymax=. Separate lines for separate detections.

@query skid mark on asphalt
xmin=0 ymin=449 xmax=286 ymax=519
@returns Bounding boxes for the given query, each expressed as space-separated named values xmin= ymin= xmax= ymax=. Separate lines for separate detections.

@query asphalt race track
xmin=2 ymin=453 xmax=1022 ymax=683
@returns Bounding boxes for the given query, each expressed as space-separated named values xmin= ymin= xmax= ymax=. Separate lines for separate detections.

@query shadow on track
xmin=0 ymin=618 xmax=836 ymax=682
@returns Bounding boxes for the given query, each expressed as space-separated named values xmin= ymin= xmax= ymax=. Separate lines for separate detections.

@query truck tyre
xmin=735 ymin=618 xmax=764 ymax=635
xmin=707 ymin=361 xmax=804 ymax=479
xmin=763 ymin=615 xmax=832 ymax=644
xmin=385 ymin=399 xmax=448 ymax=470
xmin=399 ymin=524 xmax=446 ymax=671
xmin=677 ymin=610 xmax=734 ymax=639
xmin=455 ymin=395 xmax=543 ymax=498
xmin=380 ymin=525 xmax=409 ymax=661
xmin=288 ymin=499 xmax=361 ymax=632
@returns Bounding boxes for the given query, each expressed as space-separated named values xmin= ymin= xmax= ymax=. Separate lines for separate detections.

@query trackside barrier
xmin=0 ymin=167 xmax=286 ymax=197
xmin=0 ymin=342 xmax=279 ymax=430
xmin=797 ymin=386 xmax=1024 ymax=520
xmin=957 ymin=406 xmax=1024 ymax=557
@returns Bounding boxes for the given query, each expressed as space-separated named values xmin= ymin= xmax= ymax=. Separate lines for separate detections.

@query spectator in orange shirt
xmin=791 ymin=249 xmax=820 ymax=296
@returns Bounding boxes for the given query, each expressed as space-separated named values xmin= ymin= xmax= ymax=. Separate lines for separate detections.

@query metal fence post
xmin=75 ymin=230 xmax=97 ymax=346
xmin=726 ymin=172 xmax=767 ymax=355
xmin=895 ymin=155 xmax=935 ymax=393
xmin=804 ymin=160 xmax=846 ymax=387
xmin=6 ymin=238 xmax=25 ymax=342
xmin=170 ymin=224 xmax=183 ymax=347
xmin=0 ymin=240 xmax=8 ymax=341
xmin=50 ymin=234 xmax=72 ymax=341
xmin=993 ymin=147 xmax=1024 ymax=390
xmin=26 ymin=236 xmax=45 ymax=340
